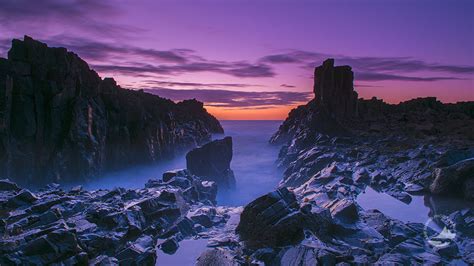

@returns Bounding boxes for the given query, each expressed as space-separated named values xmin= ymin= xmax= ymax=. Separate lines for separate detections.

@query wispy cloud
xmin=260 ymin=50 xmax=474 ymax=82
xmin=11 ymin=36 xmax=276 ymax=79
xmin=280 ymin=84 xmax=296 ymax=88
xmin=0 ymin=0 xmax=137 ymax=38
xmin=92 ymin=61 xmax=275 ymax=78
xmin=142 ymin=80 xmax=262 ymax=88
xmin=144 ymin=88 xmax=312 ymax=109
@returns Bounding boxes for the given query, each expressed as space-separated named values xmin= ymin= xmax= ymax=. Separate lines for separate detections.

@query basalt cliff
xmin=0 ymin=36 xmax=223 ymax=186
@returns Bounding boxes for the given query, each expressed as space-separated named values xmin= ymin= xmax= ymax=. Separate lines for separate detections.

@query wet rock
xmin=323 ymin=198 xmax=359 ymax=223
xmin=0 ymin=175 xmax=224 ymax=264
xmin=186 ymin=137 xmax=236 ymax=188
xmin=159 ymin=237 xmax=179 ymax=254
xmin=0 ymin=179 xmax=20 ymax=192
xmin=90 ymin=255 xmax=119 ymax=266
xmin=116 ymin=235 xmax=156 ymax=265
xmin=430 ymin=158 xmax=474 ymax=199
xmin=236 ymin=188 xmax=305 ymax=249
xmin=196 ymin=249 xmax=236 ymax=266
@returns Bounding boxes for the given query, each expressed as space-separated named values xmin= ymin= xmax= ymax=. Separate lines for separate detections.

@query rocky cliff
xmin=0 ymin=36 xmax=223 ymax=186
xmin=271 ymin=59 xmax=474 ymax=197
xmin=247 ymin=58 xmax=474 ymax=264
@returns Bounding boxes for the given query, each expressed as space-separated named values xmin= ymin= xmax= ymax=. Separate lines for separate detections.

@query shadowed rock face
xmin=0 ymin=36 xmax=223 ymax=186
xmin=186 ymin=137 xmax=236 ymax=188
xmin=314 ymin=58 xmax=358 ymax=119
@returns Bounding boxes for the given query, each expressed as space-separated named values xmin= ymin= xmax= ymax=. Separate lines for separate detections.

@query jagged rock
xmin=159 ymin=237 xmax=179 ymax=254
xmin=0 ymin=179 xmax=20 ymax=191
xmin=0 ymin=174 xmax=227 ymax=264
xmin=186 ymin=137 xmax=236 ymax=188
xmin=236 ymin=188 xmax=306 ymax=249
xmin=0 ymin=36 xmax=223 ymax=186
xmin=196 ymin=249 xmax=236 ymax=266
xmin=116 ymin=235 xmax=156 ymax=265
xmin=323 ymin=198 xmax=359 ymax=223
xmin=430 ymin=158 xmax=474 ymax=199
xmin=90 ymin=255 xmax=119 ymax=266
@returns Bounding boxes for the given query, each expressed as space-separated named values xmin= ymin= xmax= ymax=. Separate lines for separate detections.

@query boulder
xmin=196 ymin=249 xmax=236 ymax=266
xmin=186 ymin=137 xmax=236 ymax=188
xmin=430 ymin=158 xmax=474 ymax=199
xmin=323 ymin=198 xmax=359 ymax=223
xmin=159 ymin=237 xmax=179 ymax=255
xmin=236 ymin=188 xmax=306 ymax=249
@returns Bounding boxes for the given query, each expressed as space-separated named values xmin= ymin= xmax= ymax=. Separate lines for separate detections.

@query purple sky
xmin=0 ymin=0 xmax=473 ymax=119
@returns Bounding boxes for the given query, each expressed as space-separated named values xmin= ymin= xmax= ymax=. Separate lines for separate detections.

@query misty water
xmin=84 ymin=120 xmax=282 ymax=206
xmin=80 ymin=120 xmax=474 ymax=265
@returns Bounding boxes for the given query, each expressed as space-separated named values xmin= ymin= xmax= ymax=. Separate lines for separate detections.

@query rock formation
xmin=186 ymin=137 xmax=236 ymax=188
xmin=0 ymin=36 xmax=223 ymax=186
xmin=0 ymin=171 xmax=234 ymax=265
xmin=271 ymin=59 xmax=474 ymax=198
xmin=227 ymin=58 xmax=474 ymax=265
xmin=314 ymin=58 xmax=358 ymax=119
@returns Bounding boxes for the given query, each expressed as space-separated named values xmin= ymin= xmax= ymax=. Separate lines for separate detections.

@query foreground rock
xmin=0 ymin=36 xmax=223 ymax=186
xmin=0 ymin=173 xmax=231 ymax=265
xmin=186 ymin=137 xmax=236 ymax=188
xmin=430 ymin=158 xmax=474 ymax=199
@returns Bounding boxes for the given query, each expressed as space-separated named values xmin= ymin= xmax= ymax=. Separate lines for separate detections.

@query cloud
xmin=356 ymin=72 xmax=461 ymax=82
xmin=141 ymin=80 xmax=262 ymax=88
xmin=39 ymin=36 xmax=189 ymax=64
xmin=280 ymin=84 xmax=296 ymax=88
xmin=0 ymin=0 xmax=114 ymax=21
xmin=92 ymin=61 xmax=275 ymax=78
xmin=0 ymin=0 xmax=138 ymax=39
xmin=143 ymin=88 xmax=312 ymax=109
xmin=3 ymin=36 xmax=276 ymax=79
xmin=260 ymin=50 xmax=474 ymax=82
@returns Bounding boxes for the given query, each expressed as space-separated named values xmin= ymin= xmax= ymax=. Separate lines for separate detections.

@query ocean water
xmin=84 ymin=120 xmax=283 ymax=206
xmin=215 ymin=120 xmax=283 ymax=206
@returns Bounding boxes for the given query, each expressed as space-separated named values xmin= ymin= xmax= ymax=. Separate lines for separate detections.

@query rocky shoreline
xmin=233 ymin=59 xmax=474 ymax=264
xmin=184 ymin=59 xmax=474 ymax=265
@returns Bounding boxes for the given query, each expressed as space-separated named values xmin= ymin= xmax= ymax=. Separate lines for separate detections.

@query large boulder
xmin=236 ymin=188 xmax=305 ymax=249
xmin=186 ymin=137 xmax=236 ymax=188
xmin=430 ymin=158 xmax=474 ymax=199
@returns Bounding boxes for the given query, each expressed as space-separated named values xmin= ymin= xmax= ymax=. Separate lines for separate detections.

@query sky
xmin=0 ymin=0 xmax=473 ymax=120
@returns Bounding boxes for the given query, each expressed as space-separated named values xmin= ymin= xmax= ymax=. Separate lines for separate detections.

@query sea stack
xmin=186 ymin=137 xmax=236 ymax=189
xmin=314 ymin=58 xmax=358 ymax=119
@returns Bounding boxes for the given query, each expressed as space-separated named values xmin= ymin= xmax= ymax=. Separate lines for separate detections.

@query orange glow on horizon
xmin=205 ymin=104 xmax=305 ymax=120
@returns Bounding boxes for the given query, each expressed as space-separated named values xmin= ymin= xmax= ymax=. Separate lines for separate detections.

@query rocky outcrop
xmin=314 ymin=58 xmax=358 ymax=119
xmin=186 ymin=137 xmax=236 ymax=188
xmin=0 ymin=171 xmax=232 ymax=265
xmin=0 ymin=36 xmax=223 ymax=186
xmin=430 ymin=158 xmax=474 ymax=199
xmin=252 ymin=58 xmax=474 ymax=264
xmin=271 ymin=59 xmax=474 ymax=198
xmin=236 ymin=188 xmax=305 ymax=249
